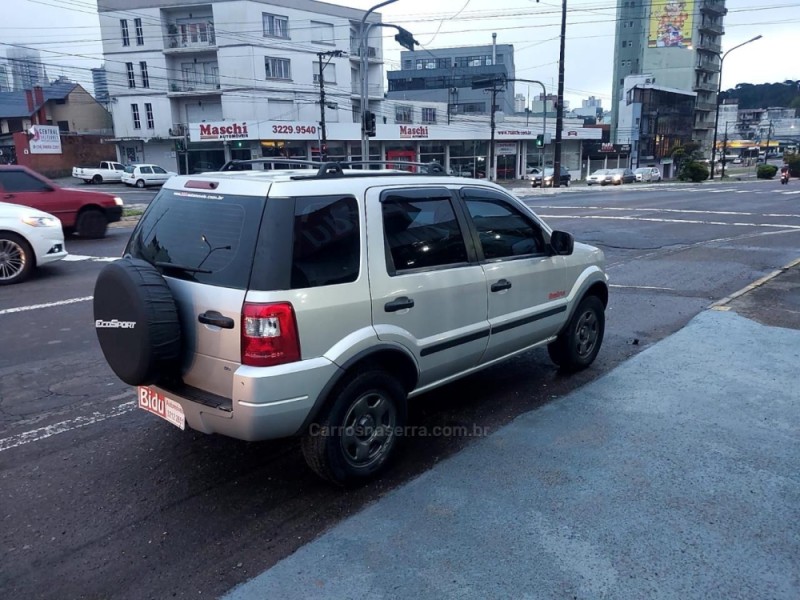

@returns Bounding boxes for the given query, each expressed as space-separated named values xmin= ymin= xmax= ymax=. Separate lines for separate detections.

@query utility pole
xmin=316 ymin=50 xmax=343 ymax=161
xmin=552 ymin=0 xmax=567 ymax=188
xmin=765 ymin=119 xmax=773 ymax=159
xmin=489 ymin=84 xmax=499 ymax=181
xmin=721 ymin=121 xmax=729 ymax=179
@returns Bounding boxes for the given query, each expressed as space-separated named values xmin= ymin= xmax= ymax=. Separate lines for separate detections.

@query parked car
xmin=121 ymin=164 xmax=176 ymax=188
xmin=0 ymin=201 xmax=67 ymax=284
xmin=609 ymin=168 xmax=636 ymax=185
xmin=0 ymin=166 xmax=123 ymax=238
xmin=634 ymin=167 xmax=662 ymax=182
xmin=531 ymin=166 xmax=571 ymax=187
xmin=72 ymin=161 xmax=126 ymax=184
xmin=94 ymin=161 xmax=609 ymax=485
xmin=587 ymin=169 xmax=613 ymax=186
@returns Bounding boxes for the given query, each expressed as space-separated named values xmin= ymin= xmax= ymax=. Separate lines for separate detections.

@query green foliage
xmin=757 ymin=164 xmax=778 ymax=179
xmin=678 ymin=161 xmax=710 ymax=182
xmin=787 ymin=155 xmax=800 ymax=177
xmin=720 ymin=80 xmax=800 ymax=110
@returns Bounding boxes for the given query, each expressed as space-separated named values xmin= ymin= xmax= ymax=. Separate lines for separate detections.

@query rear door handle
xmin=198 ymin=310 xmax=235 ymax=329
xmin=491 ymin=279 xmax=512 ymax=292
xmin=384 ymin=296 xmax=414 ymax=312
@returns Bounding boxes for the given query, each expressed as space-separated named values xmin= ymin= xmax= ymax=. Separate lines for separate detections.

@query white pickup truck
xmin=72 ymin=161 xmax=126 ymax=184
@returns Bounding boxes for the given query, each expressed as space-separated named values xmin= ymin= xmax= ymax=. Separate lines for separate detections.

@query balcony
xmin=695 ymin=101 xmax=717 ymax=112
xmin=693 ymin=121 xmax=715 ymax=130
xmin=164 ymin=21 xmax=216 ymax=53
xmin=695 ymin=60 xmax=720 ymax=73
xmin=697 ymin=39 xmax=722 ymax=54
xmin=701 ymin=0 xmax=728 ymax=16
xmin=698 ymin=21 xmax=724 ymax=36
xmin=351 ymin=82 xmax=384 ymax=98
xmin=349 ymin=43 xmax=381 ymax=61
xmin=167 ymin=79 xmax=221 ymax=96
xmin=694 ymin=80 xmax=718 ymax=92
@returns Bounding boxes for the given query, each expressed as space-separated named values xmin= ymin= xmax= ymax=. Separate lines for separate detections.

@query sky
xmin=2 ymin=0 xmax=797 ymax=110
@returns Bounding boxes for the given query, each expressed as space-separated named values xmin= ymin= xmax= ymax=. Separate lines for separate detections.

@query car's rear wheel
xmin=0 ymin=233 xmax=34 ymax=285
xmin=76 ymin=208 xmax=108 ymax=239
xmin=92 ymin=174 xmax=103 ymax=184
xmin=301 ymin=370 xmax=406 ymax=486
xmin=548 ymin=295 xmax=605 ymax=372
xmin=136 ymin=179 xmax=146 ymax=189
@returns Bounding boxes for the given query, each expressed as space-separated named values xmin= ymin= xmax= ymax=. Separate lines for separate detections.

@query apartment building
xmin=611 ymin=0 xmax=728 ymax=152
xmin=98 ymin=0 xmax=384 ymax=172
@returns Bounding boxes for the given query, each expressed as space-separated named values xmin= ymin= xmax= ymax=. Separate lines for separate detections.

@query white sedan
xmin=635 ymin=167 xmax=662 ymax=182
xmin=121 ymin=164 xmax=176 ymax=188
xmin=0 ymin=202 xmax=67 ymax=285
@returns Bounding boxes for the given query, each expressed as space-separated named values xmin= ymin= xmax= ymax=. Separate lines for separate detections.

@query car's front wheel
xmin=548 ymin=295 xmax=605 ymax=372
xmin=302 ymin=370 xmax=406 ymax=485
xmin=0 ymin=232 xmax=34 ymax=285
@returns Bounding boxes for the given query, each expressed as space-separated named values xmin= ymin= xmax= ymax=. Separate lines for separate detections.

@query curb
xmin=709 ymin=257 xmax=800 ymax=310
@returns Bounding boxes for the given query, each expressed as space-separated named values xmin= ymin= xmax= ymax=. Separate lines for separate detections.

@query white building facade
xmin=98 ymin=0 xmax=600 ymax=178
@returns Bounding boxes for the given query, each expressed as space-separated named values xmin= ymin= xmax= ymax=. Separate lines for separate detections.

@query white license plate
xmin=138 ymin=386 xmax=185 ymax=430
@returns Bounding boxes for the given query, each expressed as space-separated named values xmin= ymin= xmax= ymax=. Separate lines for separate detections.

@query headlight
xmin=22 ymin=215 xmax=60 ymax=227
xmin=114 ymin=196 xmax=124 ymax=206
xmin=613 ymin=175 xmax=621 ymax=180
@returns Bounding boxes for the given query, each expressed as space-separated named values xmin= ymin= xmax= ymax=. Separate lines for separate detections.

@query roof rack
xmin=217 ymin=158 xmax=449 ymax=179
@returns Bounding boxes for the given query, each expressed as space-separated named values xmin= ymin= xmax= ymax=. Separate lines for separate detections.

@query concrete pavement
xmin=224 ymin=267 xmax=800 ymax=600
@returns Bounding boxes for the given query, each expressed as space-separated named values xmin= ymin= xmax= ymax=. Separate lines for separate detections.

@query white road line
xmin=62 ymin=254 xmax=118 ymax=262
xmin=536 ymin=214 xmax=800 ymax=229
xmin=0 ymin=396 xmax=136 ymax=452
xmin=781 ymin=190 xmax=800 ymax=195
xmin=0 ymin=296 xmax=93 ymax=315
xmin=609 ymin=284 xmax=675 ymax=291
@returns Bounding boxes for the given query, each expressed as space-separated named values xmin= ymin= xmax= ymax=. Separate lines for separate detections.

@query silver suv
xmin=94 ymin=161 xmax=608 ymax=485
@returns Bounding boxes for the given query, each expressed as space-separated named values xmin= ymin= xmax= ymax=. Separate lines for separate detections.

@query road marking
xmin=0 ymin=393 xmax=136 ymax=453
xmin=782 ymin=191 xmax=800 ymax=195
xmin=0 ymin=296 xmax=93 ymax=315
xmin=609 ymin=284 xmax=675 ymax=291
xmin=62 ymin=254 xmax=118 ymax=262
xmin=537 ymin=214 xmax=800 ymax=229
xmin=530 ymin=205 xmax=800 ymax=218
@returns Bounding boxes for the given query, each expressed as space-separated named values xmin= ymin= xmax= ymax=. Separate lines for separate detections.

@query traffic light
xmin=363 ymin=111 xmax=377 ymax=137
xmin=535 ymin=134 xmax=544 ymax=148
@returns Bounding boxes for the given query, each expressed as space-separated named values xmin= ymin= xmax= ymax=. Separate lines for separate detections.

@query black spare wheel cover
xmin=94 ymin=258 xmax=182 ymax=386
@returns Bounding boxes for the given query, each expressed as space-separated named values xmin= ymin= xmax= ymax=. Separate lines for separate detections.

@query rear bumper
xmin=105 ymin=206 xmax=123 ymax=224
xmin=148 ymin=357 xmax=341 ymax=441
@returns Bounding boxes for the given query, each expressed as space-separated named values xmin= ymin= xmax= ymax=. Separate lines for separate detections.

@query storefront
xmin=187 ymin=120 xmax=602 ymax=179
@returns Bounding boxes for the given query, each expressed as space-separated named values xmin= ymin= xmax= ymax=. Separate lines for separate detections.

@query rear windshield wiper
xmin=154 ymin=261 xmax=212 ymax=274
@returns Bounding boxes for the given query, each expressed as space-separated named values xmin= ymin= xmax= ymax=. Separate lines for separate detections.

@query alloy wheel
xmin=0 ymin=238 xmax=26 ymax=282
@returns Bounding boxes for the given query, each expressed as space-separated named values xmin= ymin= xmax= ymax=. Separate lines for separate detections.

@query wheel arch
xmin=295 ymin=344 xmax=419 ymax=435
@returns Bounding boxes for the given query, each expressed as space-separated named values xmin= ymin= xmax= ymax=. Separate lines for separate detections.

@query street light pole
xmin=710 ymin=34 xmax=762 ymax=180
xmin=316 ymin=50 xmax=343 ymax=161
xmin=358 ymin=0 xmax=399 ymax=162
xmin=552 ymin=0 xmax=567 ymax=188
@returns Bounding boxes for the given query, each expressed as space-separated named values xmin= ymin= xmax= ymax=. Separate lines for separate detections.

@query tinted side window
xmin=152 ymin=166 xmax=167 ymax=174
xmin=291 ymin=196 xmax=360 ymax=289
xmin=464 ymin=198 xmax=545 ymax=259
xmin=382 ymin=195 xmax=468 ymax=272
xmin=140 ymin=166 xmax=153 ymax=174
xmin=0 ymin=171 xmax=51 ymax=192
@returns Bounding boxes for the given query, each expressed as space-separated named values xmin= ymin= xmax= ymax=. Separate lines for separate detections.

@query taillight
xmin=241 ymin=302 xmax=301 ymax=367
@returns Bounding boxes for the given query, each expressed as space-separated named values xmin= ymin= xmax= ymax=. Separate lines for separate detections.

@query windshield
xmin=124 ymin=166 xmax=135 ymax=173
xmin=635 ymin=168 xmax=648 ymax=173
xmin=125 ymin=189 xmax=266 ymax=289
xmin=591 ymin=170 xmax=608 ymax=176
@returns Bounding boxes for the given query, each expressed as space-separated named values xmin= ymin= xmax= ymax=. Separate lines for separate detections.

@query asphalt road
xmin=2 ymin=178 xmax=799 ymax=599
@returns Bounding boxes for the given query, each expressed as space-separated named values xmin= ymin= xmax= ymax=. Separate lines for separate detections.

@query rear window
xmin=124 ymin=166 xmax=135 ymax=173
xmin=126 ymin=189 xmax=265 ymax=289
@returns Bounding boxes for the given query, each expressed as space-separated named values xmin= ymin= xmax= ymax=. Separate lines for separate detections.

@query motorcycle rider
xmin=780 ymin=163 xmax=790 ymax=184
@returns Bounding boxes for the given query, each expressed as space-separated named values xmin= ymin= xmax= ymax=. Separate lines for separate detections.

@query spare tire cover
xmin=94 ymin=258 xmax=181 ymax=386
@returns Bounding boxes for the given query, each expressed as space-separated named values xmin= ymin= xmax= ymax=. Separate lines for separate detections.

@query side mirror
xmin=550 ymin=230 xmax=574 ymax=256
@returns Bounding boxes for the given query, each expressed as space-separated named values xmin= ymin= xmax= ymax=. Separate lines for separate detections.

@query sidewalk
xmin=224 ymin=265 xmax=800 ymax=600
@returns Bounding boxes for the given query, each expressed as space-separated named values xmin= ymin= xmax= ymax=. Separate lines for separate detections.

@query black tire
xmin=548 ymin=295 xmax=605 ymax=372
xmin=76 ymin=208 xmax=108 ymax=239
xmin=92 ymin=174 xmax=103 ymax=184
xmin=93 ymin=258 xmax=182 ymax=386
xmin=0 ymin=232 xmax=35 ymax=285
xmin=301 ymin=370 xmax=406 ymax=486
xmin=136 ymin=179 xmax=146 ymax=189
xmin=83 ymin=179 xmax=91 ymax=184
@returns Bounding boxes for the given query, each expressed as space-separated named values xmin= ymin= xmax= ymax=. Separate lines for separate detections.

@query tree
xmin=720 ymin=80 xmax=800 ymax=110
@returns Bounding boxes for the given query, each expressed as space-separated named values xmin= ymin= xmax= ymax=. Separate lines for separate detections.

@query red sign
xmin=399 ymin=125 xmax=429 ymax=139
xmin=199 ymin=122 xmax=249 ymax=141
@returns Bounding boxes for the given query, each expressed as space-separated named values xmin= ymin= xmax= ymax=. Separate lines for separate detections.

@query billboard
xmin=29 ymin=125 xmax=62 ymax=155
xmin=648 ymin=0 xmax=694 ymax=48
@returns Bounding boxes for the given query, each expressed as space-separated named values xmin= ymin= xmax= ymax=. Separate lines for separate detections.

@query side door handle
xmin=491 ymin=279 xmax=512 ymax=292
xmin=198 ymin=310 xmax=235 ymax=329
xmin=384 ymin=296 xmax=414 ymax=313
